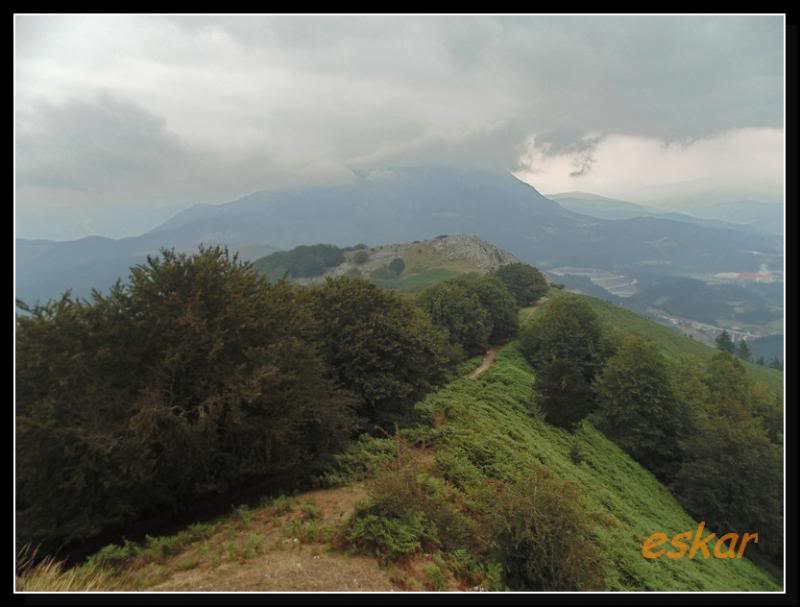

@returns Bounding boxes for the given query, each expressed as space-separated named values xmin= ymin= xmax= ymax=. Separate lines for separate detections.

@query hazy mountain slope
xmin=16 ymin=166 xmax=778 ymax=303
xmin=548 ymin=192 xmax=766 ymax=234
xmin=654 ymin=200 xmax=783 ymax=236
xmin=16 ymin=231 xmax=278 ymax=304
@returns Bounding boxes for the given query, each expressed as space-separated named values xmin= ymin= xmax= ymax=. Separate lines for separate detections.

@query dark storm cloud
xmin=14 ymin=14 xmax=784 ymax=238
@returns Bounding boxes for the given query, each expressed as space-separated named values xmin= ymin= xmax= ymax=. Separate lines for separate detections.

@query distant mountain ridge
xmin=547 ymin=191 xmax=781 ymax=236
xmin=16 ymin=166 xmax=779 ymax=304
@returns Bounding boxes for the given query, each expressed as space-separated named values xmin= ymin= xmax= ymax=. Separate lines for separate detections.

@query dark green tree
xmin=593 ymin=337 xmax=689 ymax=482
xmin=519 ymin=297 xmax=612 ymax=384
xmin=353 ymin=250 xmax=370 ymax=265
xmin=769 ymin=357 xmax=783 ymax=371
xmin=534 ymin=359 xmax=596 ymax=431
xmin=311 ymin=277 xmax=451 ymax=428
xmin=735 ymin=339 xmax=751 ymax=362
xmin=493 ymin=263 xmax=549 ymax=307
xmin=417 ymin=281 xmax=492 ymax=357
xmin=388 ymin=257 xmax=406 ymax=276
xmin=675 ymin=411 xmax=782 ymax=562
xmin=715 ymin=330 xmax=735 ymax=354
xmin=454 ymin=274 xmax=519 ymax=344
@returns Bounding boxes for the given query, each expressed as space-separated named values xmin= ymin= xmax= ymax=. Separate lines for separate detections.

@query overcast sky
xmin=15 ymin=14 xmax=784 ymax=240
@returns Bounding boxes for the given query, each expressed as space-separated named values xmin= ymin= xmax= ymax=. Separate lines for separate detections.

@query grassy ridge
xmin=18 ymin=288 xmax=781 ymax=591
xmin=413 ymin=342 xmax=779 ymax=590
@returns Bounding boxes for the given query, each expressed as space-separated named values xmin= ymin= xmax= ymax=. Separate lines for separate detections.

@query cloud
xmin=14 ymin=15 xmax=784 ymax=238
xmin=513 ymin=128 xmax=784 ymax=204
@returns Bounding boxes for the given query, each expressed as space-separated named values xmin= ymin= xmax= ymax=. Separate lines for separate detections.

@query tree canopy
xmin=493 ymin=263 xmax=549 ymax=307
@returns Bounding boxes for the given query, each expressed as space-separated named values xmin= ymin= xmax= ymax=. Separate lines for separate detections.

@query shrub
xmin=487 ymin=468 xmax=607 ymax=590
xmin=341 ymin=511 xmax=438 ymax=563
xmin=353 ymin=250 xmax=369 ymax=264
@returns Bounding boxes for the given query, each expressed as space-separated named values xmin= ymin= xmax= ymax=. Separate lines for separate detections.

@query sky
xmin=15 ymin=14 xmax=784 ymax=240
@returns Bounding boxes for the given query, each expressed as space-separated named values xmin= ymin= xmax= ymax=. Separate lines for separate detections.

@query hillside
xmin=253 ymin=234 xmax=522 ymax=293
xmin=22 ymin=290 xmax=781 ymax=592
xmin=523 ymin=290 xmax=781 ymax=395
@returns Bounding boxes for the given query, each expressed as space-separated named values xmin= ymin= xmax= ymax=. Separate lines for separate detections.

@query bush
xmin=487 ymin=469 xmax=607 ymax=590
xmin=341 ymin=511 xmax=438 ymax=563
xmin=353 ymin=250 xmax=369 ymax=265
xmin=493 ymin=263 xmax=549 ymax=307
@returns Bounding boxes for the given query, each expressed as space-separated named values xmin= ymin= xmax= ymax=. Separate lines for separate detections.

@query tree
xmin=756 ymin=356 xmax=766 ymax=366
xmin=715 ymin=330 xmax=735 ymax=354
xmin=311 ymin=277 xmax=451 ymax=428
xmin=493 ymin=263 xmax=549 ymax=307
xmin=593 ymin=337 xmax=689 ymax=482
xmin=519 ymin=297 xmax=612 ymax=430
xmin=675 ymin=411 xmax=782 ymax=562
xmin=454 ymin=274 xmax=519 ymax=344
xmin=353 ymin=250 xmax=369 ymax=265
xmin=735 ymin=339 xmax=751 ymax=362
xmin=519 ymin=297 xmax=612 ymax=384
xmin=417 ymin=281 xmax=492 ymax=357
xmin=534 ymin=359 xmax=596 ymax=431
xmin=388 ymin=257 xmax=406 ymax=276
xmin=16 ymin=247 xmax=357 ymax=550
xmin=769 ymin=357 xmax=783 ymax=371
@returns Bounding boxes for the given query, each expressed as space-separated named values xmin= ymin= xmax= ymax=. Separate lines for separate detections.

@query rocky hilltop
xmin=295 ymin=234 xmax=521 ymax=287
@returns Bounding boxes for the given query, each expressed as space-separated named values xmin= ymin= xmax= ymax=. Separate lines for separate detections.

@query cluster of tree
xmin=417 ymin=274 xmax=519 ymax=358
xmin=16 ymin=248 xmax=454 ymax=551
xmin=715 ymin=330 xmax=783 ymax=370
xmin=253 ymin=244 xmax=346 ymax=279
xmin=519 ymin=294 xmax=783 ymax=563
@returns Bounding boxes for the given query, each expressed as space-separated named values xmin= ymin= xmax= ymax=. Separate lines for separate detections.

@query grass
xmin=406 ymin=341 xmax=780 ymax=590
xmin=18 ymin=288 xmax=781 ymax=591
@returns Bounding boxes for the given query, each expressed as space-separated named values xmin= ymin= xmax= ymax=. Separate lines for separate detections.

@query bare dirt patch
xmin=468 ymin=347 xmax=500 ymax=380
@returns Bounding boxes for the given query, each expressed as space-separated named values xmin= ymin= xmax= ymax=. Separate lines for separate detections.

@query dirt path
xmin=467 ymin=296 xmax=551 ymax=381
xmin=468 ymin=346 xmax=501 ymax=380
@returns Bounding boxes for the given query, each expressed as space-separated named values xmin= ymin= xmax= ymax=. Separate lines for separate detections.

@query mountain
xmin=546 ymin=191 xmax=771 ymax=234
xmin=655 ymin=200 xmax=783 ymax=236
xmin=16 ymin=166 xmax=779 ymax=304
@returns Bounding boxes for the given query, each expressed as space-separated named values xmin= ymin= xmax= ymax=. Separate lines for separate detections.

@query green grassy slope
xmin=413 ymin=342 xmax=779 ymax=590
xmin=22 ymin=288 xmax=781 ymax=591
xmin=524 ymin=290 xmax=783 ymax=396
